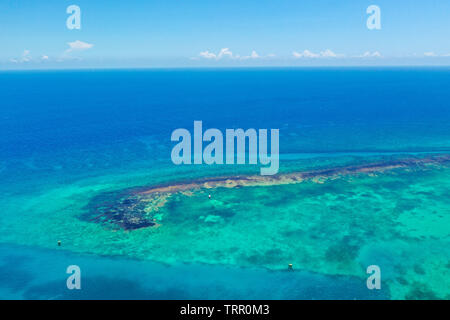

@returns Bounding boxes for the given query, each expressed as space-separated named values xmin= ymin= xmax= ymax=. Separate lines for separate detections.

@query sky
xmin=1 ymin=0 xmax=450 ymax=69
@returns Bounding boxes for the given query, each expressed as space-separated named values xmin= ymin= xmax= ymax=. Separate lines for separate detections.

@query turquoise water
xmin=0 ymin=68 xmax=449 ymax=299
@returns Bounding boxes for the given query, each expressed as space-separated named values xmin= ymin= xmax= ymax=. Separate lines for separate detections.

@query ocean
xmin=0 ymin=68 xmax=449 ymax=299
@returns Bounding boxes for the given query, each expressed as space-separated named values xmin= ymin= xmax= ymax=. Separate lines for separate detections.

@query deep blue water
xmin=0 ymin=243 xmax=388 ymax=300
xmin=2 ymin=68 xmax=449 ymax=159
xmin=0 ymin=68 xmax=448 ymax=194
xmin=0 ymin=68 xmax=449 ymax=299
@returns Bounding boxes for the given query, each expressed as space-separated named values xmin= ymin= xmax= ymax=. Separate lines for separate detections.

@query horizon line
xmin=2 ymin=65 xmax=450 ymax=72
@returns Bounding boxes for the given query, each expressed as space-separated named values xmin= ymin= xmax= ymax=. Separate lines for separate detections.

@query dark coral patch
xmin=81 ymin=190 xmax=156 ymax=230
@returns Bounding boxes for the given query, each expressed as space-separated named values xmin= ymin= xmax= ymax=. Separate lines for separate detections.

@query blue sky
xmin=1 ymin=0 xmax=450 ymax=69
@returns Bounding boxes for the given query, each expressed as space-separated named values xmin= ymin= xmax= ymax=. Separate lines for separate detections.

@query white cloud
xmin=293 ymin=50 xmax=318 ymax=58
xmin=217 ymin=48 xmax=233 ymax=59
xmin=250 ymin=50 xmax=260 ymax=59
xmin=369 ymin=51 xmax=381 ymax=57
xmin=196 ymin=48 xmax=272 ymax=61
xmin=372 ymin=51 xmax=382 ymax=57
xmin=304 ymin=50 xmax=319 ymax=58
xmin=357 ymin=51 xmax=382 ymax=58
xmin=198 ymin=48 xmax=233 ymax=60
xmin=424 ymin=52 xmax=437 ymax=57
xmin=66 ymin=40 xmax=94 ymax=52
xmin=293 ymin=49 xmax=340 ymax=59
xmin=199 ymin=50 xmax=216 ymax=59
xmin=240 ymin=50 xmax=261 ymax=60
xmin=9 ymin=50 xmax=32 ymax=63
xmin=8 ymin=51 xmax=53 ymax=64
xmin=21 ymin=50 xmax=31 ymax=62
xmin=320 ymin=49 xmax=337 ymax=58
xmin=423 ymin=52 xmax=450 ymax=57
